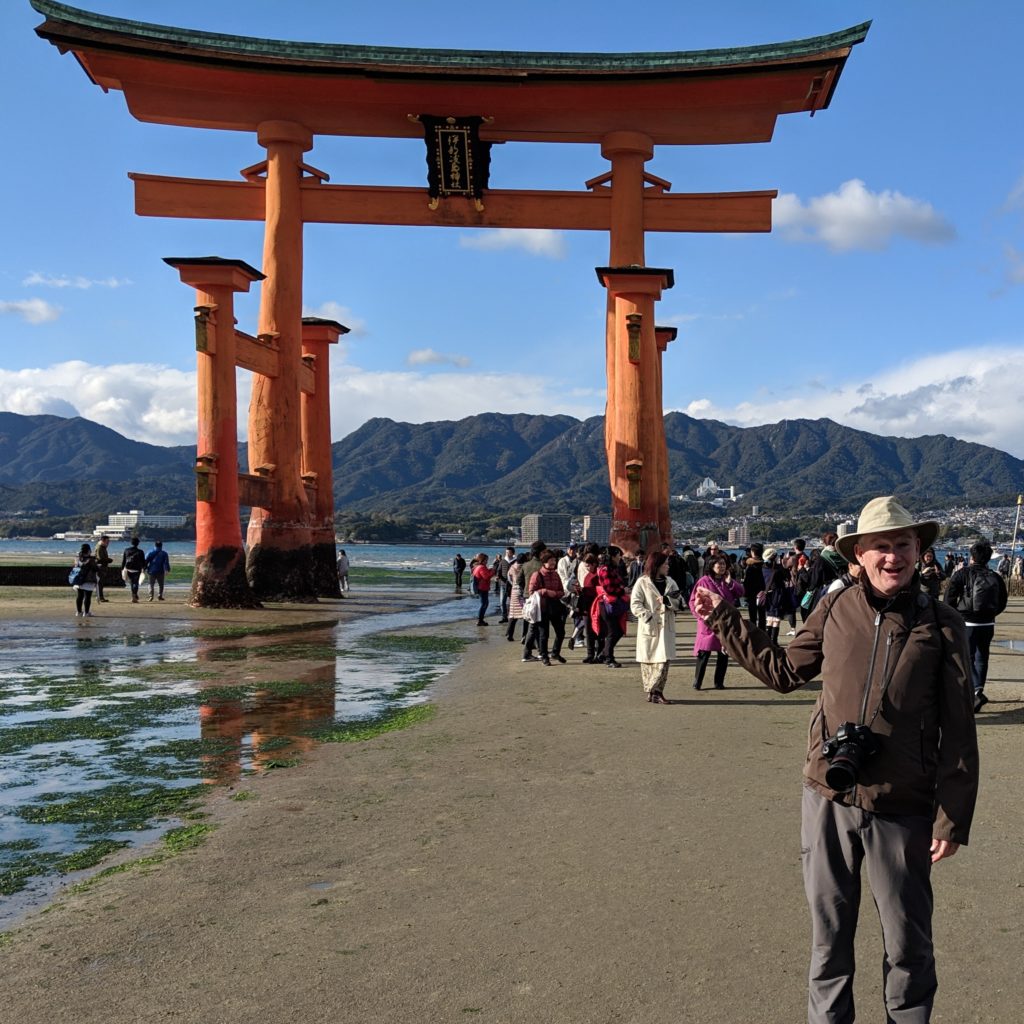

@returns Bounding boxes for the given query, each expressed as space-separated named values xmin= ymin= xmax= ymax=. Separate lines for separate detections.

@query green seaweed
xmin=18 ymin=782 xmax=205 ymax=832
xmin=312 ymin=703 xmax=436 ymax=743
xmin=162 ymin=823 xmax=215 ymax=853
xmin=185 ymin=620 xmax=337 ymax=640
xmin=374 ymin=634 xmax=469 ymax=654
xmin=56 ymin=839 xmax=131 ymax=874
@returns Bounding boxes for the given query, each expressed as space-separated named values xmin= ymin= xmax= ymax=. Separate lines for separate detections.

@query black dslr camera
xmin=822 ymin=722 xmax=878 ymax=792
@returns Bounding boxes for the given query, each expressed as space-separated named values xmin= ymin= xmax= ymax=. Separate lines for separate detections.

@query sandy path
xmin=2 ymin=597 xmax=1022 ymax=1023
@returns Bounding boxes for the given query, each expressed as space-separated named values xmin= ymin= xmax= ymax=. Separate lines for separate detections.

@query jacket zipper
xmin=859 ymin=611 xmax=884 ymax=725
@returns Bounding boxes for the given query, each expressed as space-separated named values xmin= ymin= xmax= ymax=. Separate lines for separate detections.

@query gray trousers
xmin=801 ymin=786 xmax=936 ymax=1024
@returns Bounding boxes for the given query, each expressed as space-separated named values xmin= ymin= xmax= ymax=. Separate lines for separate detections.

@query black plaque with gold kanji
xmin=420 ymin=115 xmax=492 ymax=201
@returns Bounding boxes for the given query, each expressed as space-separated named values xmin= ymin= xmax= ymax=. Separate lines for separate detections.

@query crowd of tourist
xmin=471 ymin=528 xmax=1012 ymax=713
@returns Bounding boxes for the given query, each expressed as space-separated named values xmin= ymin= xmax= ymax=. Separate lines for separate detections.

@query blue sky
xmin=2 ymin=1 xmax=1024 ymax=458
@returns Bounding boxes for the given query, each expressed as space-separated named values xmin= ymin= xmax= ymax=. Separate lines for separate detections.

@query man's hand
xmin=692 ymin=586 xmax=722 ymax=620
xmin=930 ymin=838 xmax=960 ymax=864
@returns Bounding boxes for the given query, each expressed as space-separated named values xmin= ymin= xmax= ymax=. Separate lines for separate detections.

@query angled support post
xmin=164 ymin=256 xmax=265 ymax=608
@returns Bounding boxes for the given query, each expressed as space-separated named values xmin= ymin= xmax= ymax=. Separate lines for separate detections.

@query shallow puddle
xmin=0 ymin=596 xmax=474 ymax=925
xmin=992 ymin=639 xmax=1024 ymax=653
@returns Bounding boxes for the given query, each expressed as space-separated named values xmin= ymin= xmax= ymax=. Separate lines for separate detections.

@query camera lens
xmin=824 ymin=748 xmax=859 ymax=792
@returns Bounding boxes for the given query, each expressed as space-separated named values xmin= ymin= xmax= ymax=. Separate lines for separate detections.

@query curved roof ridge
xmin=32 ymin=1 xmax=869 ymax=72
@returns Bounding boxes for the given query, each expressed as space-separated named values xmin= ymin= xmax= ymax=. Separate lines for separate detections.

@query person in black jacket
xmin=742 ymin=543 xmax=766 ymax=629
xmin=944 ymin=539 xmax=1008 ymax=712
xmin=121 ymin=537 xmax=146 ymax=604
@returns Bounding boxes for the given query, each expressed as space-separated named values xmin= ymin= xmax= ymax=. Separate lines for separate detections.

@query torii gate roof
xmin=32 ymin=1 xmax=869 ymax=144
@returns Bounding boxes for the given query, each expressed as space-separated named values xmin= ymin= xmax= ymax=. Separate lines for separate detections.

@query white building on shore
xmin=93 ymin=509 xmax=188 ymax=538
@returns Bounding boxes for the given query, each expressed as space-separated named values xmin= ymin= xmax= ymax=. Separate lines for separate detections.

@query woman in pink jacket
xmin=688 ymin=554 xmax=744 ymax=690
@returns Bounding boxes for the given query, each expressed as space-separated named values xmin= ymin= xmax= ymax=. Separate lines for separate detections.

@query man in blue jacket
xmin=145 ymin=540 xmax=171 ymax=601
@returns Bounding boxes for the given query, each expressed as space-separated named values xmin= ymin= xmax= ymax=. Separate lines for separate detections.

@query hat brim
xmin=835 ymin=521 xmax=938 ymax=562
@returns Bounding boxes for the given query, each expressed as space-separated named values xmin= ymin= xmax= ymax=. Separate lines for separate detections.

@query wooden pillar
xmin=164 ymin=256 xmax=263 ymax=608
xmin=598 ymin=129 xmax=673 ymax=554
xmin=597 ymin=268 xmax=674 ymax=554
xmin=654 ymin=325 xmax=678 ymax=544
xmin=246 ymin=120 xmax=316 ymax=601
xmin=301 ymin=316 xmax=348 ymax=597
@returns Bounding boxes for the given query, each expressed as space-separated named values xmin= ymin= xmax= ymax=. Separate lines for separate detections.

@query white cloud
xmin=302 ymin=301 xmax=366 ymax=337
xmin=0 ymin=361 xmax=197 ymax=445
xmin=458 ymin=229 xmax=567 ymax=259
xmin=327 ymin=367 xmax=601 ymax=438
xmin=774 ymin=179 xmax=955 ymax=251
xmin=0 ymin=298 xmax=61 ymax=323
xmin=0 ymin=358 xmax=604 ymax=448
xmin=676 ymin=345 xmax=1024 ymax=458
xmin=407 ymin=348 xmax=471 ymax=368
xmin=22 ymin=272 xmax=131 ymax=289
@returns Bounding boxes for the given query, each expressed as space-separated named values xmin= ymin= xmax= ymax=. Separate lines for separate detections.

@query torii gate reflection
xmin=32 ymin=3 xmax=868 ymax=602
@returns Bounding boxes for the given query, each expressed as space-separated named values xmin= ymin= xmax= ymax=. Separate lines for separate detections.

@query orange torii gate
xmin=32 ymin=2 xmax=868 ymax=601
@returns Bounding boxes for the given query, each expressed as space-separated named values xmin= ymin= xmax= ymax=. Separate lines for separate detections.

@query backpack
xmin=125 ymin=547 xmax=146 ymax=572
xmin=68 ymin=564 xmax=82 ymax=586
xmin=959 ymin=567 xmax=1003 ymax=617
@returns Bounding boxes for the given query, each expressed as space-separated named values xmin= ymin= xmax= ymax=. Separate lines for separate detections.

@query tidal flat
xmin=0 ymin=591 xmax=473 ymax=923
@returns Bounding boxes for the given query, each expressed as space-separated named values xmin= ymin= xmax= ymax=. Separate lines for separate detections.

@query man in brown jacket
xmin=694 ymin=496 xmax=978 ymax=1024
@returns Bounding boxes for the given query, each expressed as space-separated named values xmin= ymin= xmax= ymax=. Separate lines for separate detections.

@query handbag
xmin=756 ymin=590 xmax=767 ymax=607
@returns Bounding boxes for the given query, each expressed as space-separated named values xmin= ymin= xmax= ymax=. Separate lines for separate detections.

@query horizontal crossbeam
xmin=130 ymin=174 xmax=776 ymax=233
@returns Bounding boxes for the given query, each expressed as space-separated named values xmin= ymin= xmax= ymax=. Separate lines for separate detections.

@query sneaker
xmin=786 ymin=630 xmax=796 ymax=636
xmin=158 ymin=596 xmax=164 ymax=601
xmin=148 ymin=595 xmax=154 ymax=602
xmin=521 ymin=655 xmax=538 ymax=663
xmin=84 ymin=612 xmax=93 ymax=617
xmin=542 ymin=657 xmax=552 ymax=666
xmin=974 ymin=692 xmax=989 ymax=713
xmin=553 ymin=655 xmax=567 ymax=664
xmin=75 ymin=612 xmax=83 ymax=618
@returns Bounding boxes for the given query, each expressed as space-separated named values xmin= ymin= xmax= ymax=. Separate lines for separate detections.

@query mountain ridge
xmin=0 ymin=410 xmax=1021 ymax=519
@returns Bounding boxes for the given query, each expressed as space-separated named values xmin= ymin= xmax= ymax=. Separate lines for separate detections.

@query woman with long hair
xmin=760 ymin=547 xmax=793 ymax=646
xmin=919 ymin=546 xmax=945 ymax=599
xmin=689 ymin=553 xmax=744 ymax=689
xmin=630 ymin=551 xmax=685 ymax=703
xmin=71 ymin=542 xmax=99 ymax=619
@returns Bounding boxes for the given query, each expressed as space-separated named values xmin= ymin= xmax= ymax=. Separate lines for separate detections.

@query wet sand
xmin=2 ymin=591 xmax=1022 ymax=1023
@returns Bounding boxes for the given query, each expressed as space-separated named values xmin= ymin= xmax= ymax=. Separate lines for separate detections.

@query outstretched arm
xmin=694 ymin=586 xmax=825 ymax=693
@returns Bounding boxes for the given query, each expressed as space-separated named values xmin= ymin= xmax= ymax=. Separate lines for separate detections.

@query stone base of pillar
xmin=311 ymin=541 xmax=342 ymax=598
xmin=188 ymin=546 xmax=261 ymax=609
xmin=246 ymin=534 xmax=318 ymax=602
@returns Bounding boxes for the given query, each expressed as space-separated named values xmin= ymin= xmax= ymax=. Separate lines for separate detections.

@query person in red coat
xmin=471 ymin=552 xmax=495 ymax=626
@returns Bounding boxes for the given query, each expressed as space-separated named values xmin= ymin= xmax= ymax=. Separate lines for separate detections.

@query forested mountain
xmin=1 ymin=410 xmax=1021 ymax=520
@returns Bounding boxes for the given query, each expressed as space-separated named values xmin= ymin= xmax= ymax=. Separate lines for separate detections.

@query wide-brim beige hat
xmin=835 ymin=496 xmax=938 ymax=561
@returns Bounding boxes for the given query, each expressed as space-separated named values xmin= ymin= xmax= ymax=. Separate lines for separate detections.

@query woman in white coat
xmin=630 ymin=551 xmax=685 ymax=704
